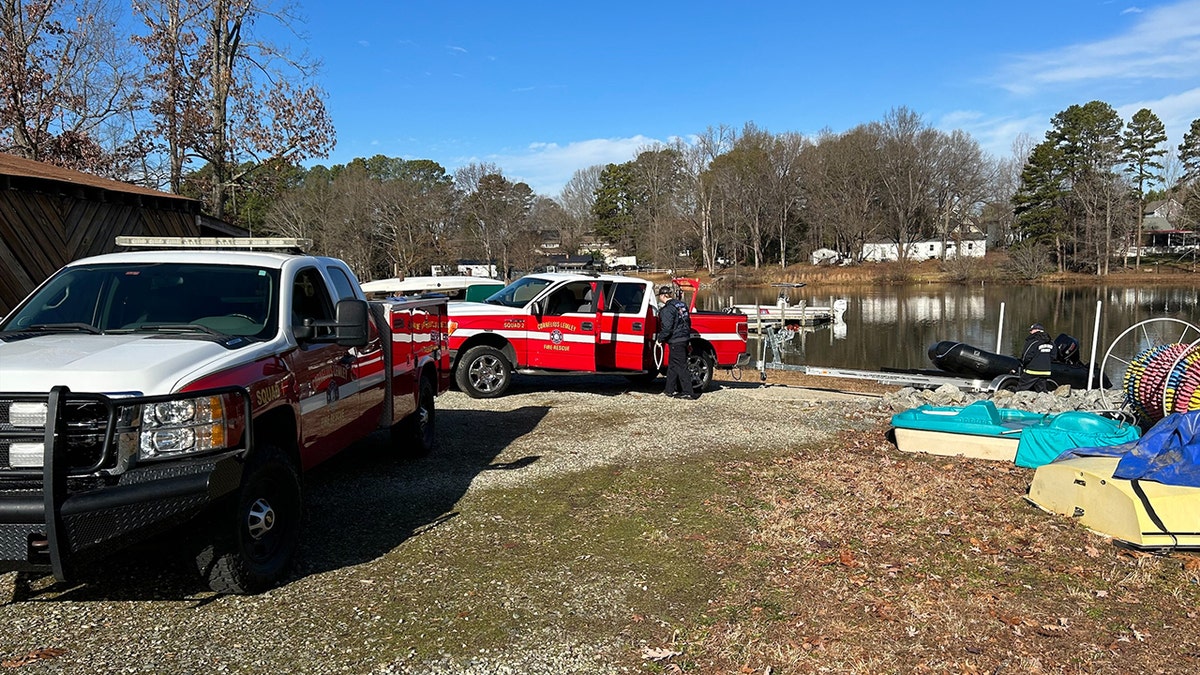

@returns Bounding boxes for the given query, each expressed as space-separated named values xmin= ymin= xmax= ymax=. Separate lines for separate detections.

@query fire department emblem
xmin=549 ymin=329 xmax=564 ymax=345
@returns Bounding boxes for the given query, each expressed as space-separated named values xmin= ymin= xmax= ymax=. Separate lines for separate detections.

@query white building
xmin=431 ymin=261 xmax=499 ymax=278
xmin=861 ymin=237 xmax=987 ymax=263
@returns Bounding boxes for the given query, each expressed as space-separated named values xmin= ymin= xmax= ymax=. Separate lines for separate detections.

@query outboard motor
xmin=1054 ymin=333 xmax=1081 ymax=365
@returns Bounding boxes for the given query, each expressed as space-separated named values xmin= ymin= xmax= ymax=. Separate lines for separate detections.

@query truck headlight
xmin=137 ymin=395 xmax=230 ymax=460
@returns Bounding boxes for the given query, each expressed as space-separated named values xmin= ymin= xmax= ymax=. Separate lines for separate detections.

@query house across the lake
xmin=861 ymin=235 xmax=987 ymax=263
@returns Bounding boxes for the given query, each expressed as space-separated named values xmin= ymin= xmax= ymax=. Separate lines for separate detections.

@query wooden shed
xmin=0 ymin=153 xmax=244 ymax=315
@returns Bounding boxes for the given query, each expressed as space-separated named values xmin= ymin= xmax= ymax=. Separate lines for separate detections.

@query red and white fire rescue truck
xmin=0 ymin=237 xmax=450 ymax=594
xmin=446 ymin=273 xmax=749 ymax=398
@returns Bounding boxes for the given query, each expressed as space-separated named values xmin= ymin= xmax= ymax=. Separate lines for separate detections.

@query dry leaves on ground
xmin=2 ymin=648 xmax=67 ymax=668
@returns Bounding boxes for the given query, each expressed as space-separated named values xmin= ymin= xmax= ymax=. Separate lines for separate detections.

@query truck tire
xmin=196 ymin=444 xmax=302 ymax=594
xmin=393 ymin=374 xmax=437 ymax=458
xmin=456 ymin=345 xmax=512 ymax=398
xmin=688 ymin=351 xmax=715 ymax=392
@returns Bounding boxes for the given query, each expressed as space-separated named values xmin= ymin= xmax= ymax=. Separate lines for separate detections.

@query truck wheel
xmin=196 ymin=445 xmax=302 ymax=594
xmin=456 ymin=345 xmax=512 ymax=398
xmin=393 ymin=375 xmax=437 ymax=458
xmin=688 ymin=351 xmax=715 ymax=391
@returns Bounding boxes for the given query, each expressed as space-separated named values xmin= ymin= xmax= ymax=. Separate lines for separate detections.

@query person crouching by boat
xmin=656 ymin=285 xmax=695 ymax=399
xmin=1018 ymin=323 xmax=1055 ymax=392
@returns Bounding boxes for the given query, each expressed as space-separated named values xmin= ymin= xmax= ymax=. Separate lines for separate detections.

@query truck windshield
xmin=1 ymin=263 xmax=281 ymax=339
xmin=483 ymin=277 xmax=553 ymax=307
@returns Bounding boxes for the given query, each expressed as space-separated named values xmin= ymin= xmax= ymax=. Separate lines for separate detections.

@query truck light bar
xmin=115 ymin=236 xmax=312 ymax=251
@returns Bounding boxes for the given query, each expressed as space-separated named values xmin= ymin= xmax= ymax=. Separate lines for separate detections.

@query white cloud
xmin=454 ymin=136 xmax=662 ymax=196
xmin=1114 ymin=86 xmax=1200 ymax=147
xmin=998 ymin=0 xmax=1200 ymax=93
xmin=938 ymin=110 xmax=1050 ymax=159
xmin=974 ymin=1 xmax=1200 ymax=159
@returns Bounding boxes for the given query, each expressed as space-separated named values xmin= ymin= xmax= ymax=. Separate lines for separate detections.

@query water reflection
xmin=702 ymin=283 xmax=1200 ymax=381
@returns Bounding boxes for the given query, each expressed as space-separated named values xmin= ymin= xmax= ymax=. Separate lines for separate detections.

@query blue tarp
xmin=1057 ymin=411 xmax=1200 ymax=487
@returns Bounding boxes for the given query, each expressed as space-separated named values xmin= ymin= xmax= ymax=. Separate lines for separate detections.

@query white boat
xmin=360 ymin=275 xmax=504 ymax=301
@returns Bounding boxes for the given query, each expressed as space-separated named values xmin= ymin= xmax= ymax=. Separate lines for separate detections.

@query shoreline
xmin=645 ymin=256 xmax=1200 ymax=288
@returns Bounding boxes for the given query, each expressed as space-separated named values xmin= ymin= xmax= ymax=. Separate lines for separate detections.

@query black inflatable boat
xmin=928 ymin=335 xmax=1110 ymax=389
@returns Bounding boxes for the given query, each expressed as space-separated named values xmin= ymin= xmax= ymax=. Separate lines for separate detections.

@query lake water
xmin=699 ymin=283 xmax=1200 ymax=384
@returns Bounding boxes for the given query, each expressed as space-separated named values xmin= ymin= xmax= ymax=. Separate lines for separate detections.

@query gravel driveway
xmin=0 ymin=375 xmax=886 ymax=674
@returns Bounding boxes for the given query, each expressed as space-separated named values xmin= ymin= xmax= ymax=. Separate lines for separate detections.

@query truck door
xmin=597 ymin=281 xmax=650 ymax=371
xmin=527 ymin=280 xmax=597 ymax=371
xmin=325 ymin=264 xmax=391 ymax=430
xmin=287 ymin=266 xmax=370 ymax=468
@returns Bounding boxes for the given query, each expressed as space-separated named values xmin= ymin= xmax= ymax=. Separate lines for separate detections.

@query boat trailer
xmin=755 ymin=325 xmax=1015 ymax=393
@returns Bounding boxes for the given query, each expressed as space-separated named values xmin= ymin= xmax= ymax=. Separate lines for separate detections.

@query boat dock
xmin=734 ymin=298 xmax=848 ymax=333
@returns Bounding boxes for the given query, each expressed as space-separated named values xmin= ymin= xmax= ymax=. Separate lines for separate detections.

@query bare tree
xmin=676 ymin=125 xmax=735 ymax=270
xmin=800 ymin=127 xmax=883 ymax=260
xmin=453 ymin=161 xmax=500 ymax=196
xmin=557 ymin=164 xmax=602 ymax=254
xmin=869 ymin=108 xmax=940 ymax=264
xmin=931 ymin=130 xmax=988 ymax=259
xmin=981 ymin=133 xmax=1034 ymax=246
xmin=0 ymin=0 xmax=142 ymax=174
xmin=767 ymin=131 xmax=807 ymax=267
xmin=710 ymin=123 xmax=773 ymax=268
xmin=1074 ymin=170 xmax=1136 ymax=275
xmin=263 ymin=165 xmax=335 ymax=242
xmin=322 ymin=165 xmax=381 ymax=281
xmin=134 ymin=0 xmax=335 ymax=221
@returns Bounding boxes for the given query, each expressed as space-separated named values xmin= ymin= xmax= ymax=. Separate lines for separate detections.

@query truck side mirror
xmin=529 ymin=300 xmax=543 ymax=319
xmin=334 ymin=298 xmax=369 ymax=347
xmin=294 ymin=298 xmax=369 ymax=346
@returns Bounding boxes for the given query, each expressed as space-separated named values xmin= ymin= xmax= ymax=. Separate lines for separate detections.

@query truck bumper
xmin=0 ymin=451 xmax=243 ymax=579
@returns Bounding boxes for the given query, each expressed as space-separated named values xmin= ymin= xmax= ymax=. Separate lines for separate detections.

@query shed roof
xmin=0 ymin=152 xmax=195 ymax=204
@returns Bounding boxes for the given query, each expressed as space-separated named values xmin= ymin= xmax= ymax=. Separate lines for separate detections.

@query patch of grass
xmin=339 ymin=449 xmax=750 ymax=666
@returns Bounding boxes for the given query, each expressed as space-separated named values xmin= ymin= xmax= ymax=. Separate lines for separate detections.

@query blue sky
xmin=301 ymin=0 xmax=1200 ymax=196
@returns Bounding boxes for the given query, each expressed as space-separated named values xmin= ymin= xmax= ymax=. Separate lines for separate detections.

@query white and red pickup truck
xmin=447 ymin=273 xmax=749 ymax=397
xmin=0 ymin=237 xmax=449 ymax=593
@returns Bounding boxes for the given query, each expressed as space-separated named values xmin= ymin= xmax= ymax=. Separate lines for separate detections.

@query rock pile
xmin=881 ymin=383 xmax=1120 ymax=415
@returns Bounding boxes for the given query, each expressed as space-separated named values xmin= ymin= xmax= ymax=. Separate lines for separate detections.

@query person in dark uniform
xmin=1017 ymin=323 xmax=1055 ymax=392
xmin=656 ymin=285 xmax=694 ymax=399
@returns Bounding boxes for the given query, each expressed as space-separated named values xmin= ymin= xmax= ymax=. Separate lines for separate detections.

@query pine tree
xmin=1122 ymin=108 xmax=1168 ymax=268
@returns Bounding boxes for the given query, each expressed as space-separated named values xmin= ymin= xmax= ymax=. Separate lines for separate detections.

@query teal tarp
xmin=1014 ymin=411 xmax=1142 ymax=468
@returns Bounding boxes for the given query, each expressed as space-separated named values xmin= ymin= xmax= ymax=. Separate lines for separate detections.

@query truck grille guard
xmin=0 ymin=385 xmax=252 ymax=580
xmin=0 ymin=386 xmax=251 ymax=478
